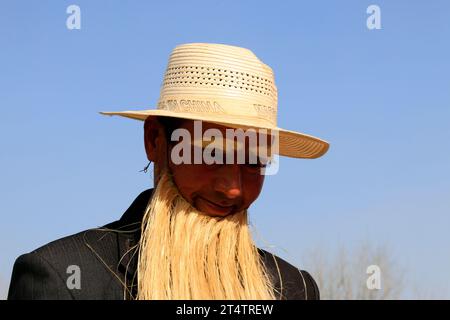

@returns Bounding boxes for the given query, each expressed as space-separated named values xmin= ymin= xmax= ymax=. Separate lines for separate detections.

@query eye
xmin=246 ymin=158 xmax=269 ymax=170
xmin=203 ymin=148 xmax=225 ymax=165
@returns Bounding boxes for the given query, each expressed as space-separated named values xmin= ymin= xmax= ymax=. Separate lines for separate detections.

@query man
xmin=8 ymin=43 xmax=329 ymax=300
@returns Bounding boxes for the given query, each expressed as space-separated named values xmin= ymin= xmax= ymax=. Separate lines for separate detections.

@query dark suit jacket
xmin=8 ymin=189 xmax=320 ymax=300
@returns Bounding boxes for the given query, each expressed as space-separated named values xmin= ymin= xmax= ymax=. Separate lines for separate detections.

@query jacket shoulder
xmin=32 ymin=224 xmax=119 ymax=267
xmin=258 ymin=248 xmax=320 ymax=300
xmin=8 ymin=222 xmax=126 ymax=300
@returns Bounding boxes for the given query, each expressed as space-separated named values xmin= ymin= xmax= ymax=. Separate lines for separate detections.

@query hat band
xmin=157 ymin=94 xmax=277 ymax=127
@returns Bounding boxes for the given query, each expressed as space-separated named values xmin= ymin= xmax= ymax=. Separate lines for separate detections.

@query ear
xmin=143 ymin=116 xmax=167 ymax=167
xmin=144 ymin=116 xmax=170 ymax=184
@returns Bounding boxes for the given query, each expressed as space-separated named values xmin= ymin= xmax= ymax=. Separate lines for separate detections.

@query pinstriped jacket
xmin=8 ymin=189 xmax=320 ymax=300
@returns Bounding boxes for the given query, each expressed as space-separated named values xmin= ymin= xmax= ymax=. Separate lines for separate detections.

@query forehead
xmin=176 ymin=119 xmax=272 ymax=139
xmin=177 ymin=119 xmax=231 ymax=132
xmin=172 ymin=119 xmax=275 ymax=159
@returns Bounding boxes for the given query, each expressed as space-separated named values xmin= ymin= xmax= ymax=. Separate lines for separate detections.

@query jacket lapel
xmin=115 ymin=189 xmax=153 ymax=298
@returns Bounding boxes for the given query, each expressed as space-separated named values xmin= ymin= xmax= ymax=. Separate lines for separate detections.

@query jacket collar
xmin=116 ymin=188 xmax=153 ymax=295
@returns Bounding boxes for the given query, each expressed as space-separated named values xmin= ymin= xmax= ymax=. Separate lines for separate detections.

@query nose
xmin=213 ymin=164 xmax=243 ymax=200
xmin=226 ymin=188 xmax=241 ymax=198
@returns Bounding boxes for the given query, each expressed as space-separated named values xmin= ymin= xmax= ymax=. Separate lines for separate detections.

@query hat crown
xmin=157 ymin=43 xmax=278 ymax=127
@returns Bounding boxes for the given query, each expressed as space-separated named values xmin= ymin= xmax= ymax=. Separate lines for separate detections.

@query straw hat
xmin=100 ymin=43 xmax=329 ymax=159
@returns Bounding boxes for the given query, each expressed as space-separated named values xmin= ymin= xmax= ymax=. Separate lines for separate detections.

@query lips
xmin=195 ymin=196 xmax=235 ymax=216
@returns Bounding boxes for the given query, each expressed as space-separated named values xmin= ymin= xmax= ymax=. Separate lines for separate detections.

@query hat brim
xmin=99 ymin=109 xmax=329 ymax=159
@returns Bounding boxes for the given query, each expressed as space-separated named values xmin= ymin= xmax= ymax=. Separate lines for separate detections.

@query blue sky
xmin=1 ymin=0 xmax=449 ymax=299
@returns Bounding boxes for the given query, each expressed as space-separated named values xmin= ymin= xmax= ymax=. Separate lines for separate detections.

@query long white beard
xmin=136 ymin=171 xmax=277 ymax=300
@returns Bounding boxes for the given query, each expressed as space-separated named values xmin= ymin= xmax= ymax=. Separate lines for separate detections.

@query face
xmin=144 ymin=117 xmax=269 ymax=217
